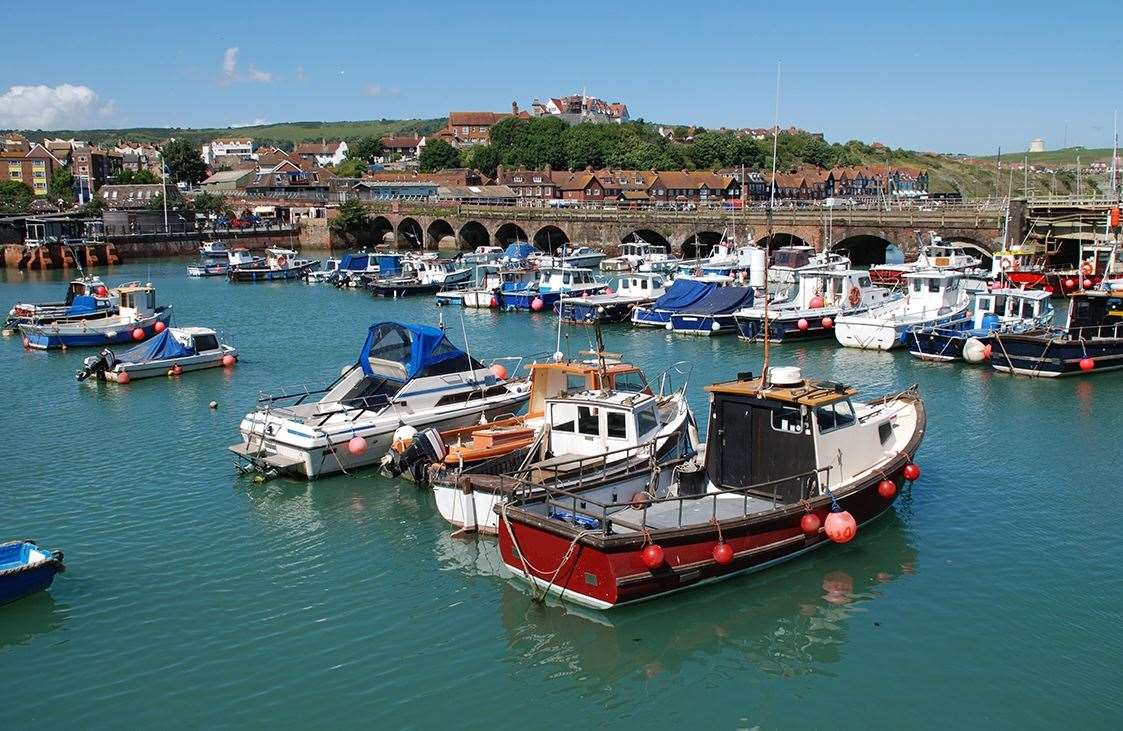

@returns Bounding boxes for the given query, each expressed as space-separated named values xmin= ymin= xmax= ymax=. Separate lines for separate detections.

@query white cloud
xmin=220 ymin=47 xmax=273 ymax=85
xmin=0 ymin=84 xmax=116 ymax=129
xmin=364 ymin=84 xmax=400 ymax=97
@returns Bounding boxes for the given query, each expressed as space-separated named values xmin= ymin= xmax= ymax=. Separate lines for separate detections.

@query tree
xmin=112 ymin=169 xmax=159 ymax=185
xmin=160 ymin=138 xmax=207 ymax=184
xmin=79 ymin=194 xmax=105 ymax=218
xmin=462 ymin=144 xmax=500 ymax=178
xmin=0 ymin=180 xmax=34 ymax=214
xmin=192 ymin=191 xmax=230 ymax=217
xmin=333 ymin=157 xmax=368 ymax=178
xmin=329 ymin=198 xmax=371 ymax=244
xmin=48 ymin=169 xmax=75 ymax=204
xmin=419 ymin=138 xmax=461 ymax=172
xmin=347 ymin=136 xmax=383 ymax=163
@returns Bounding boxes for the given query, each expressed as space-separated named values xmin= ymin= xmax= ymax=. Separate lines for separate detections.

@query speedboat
xmin=560 ymin=273 xmax=667 ymax=323
xmin=769 ymin=246 xmax=850 ymax=285
xmin=601 ymin=243 xmax=678 ymax=273
xmin=199 ymin=240 xmax=229 ymax=257
xmin=20 ymin=284 xmax=172 ymax=350
xmin=0 ymin=540 xmax=65 ymax=606
xmin=305 ymin=258 xmax=341 ymax=283
xmin=5 ymin=275 xmax=115 ymax=331
xmin=228 ymin=247 xmax=319 ymax=282
xmin=228 ymin=322 xmax=532 ymax=479
xmin=496 ymin=365 xmax=926 ymax=609
xmin=989 ymin=283 xmax=1123 ymax=376
xmin=457 ymin=267 xmax=538 ymax=308
xmin=907 ymin=288 xmax=1054 ymax=363
xmin=870 ymin=233 xmax=982 ymax=286
xmin=77 ymin=327 xmax=237 ymax=382
xmin=631 ymin=276 xmax=732 ymax=327
xmin=536 ymin=245 xmax=607 ymax=270
xmin=330 ymin=252 xmax=382 ymax=287
xmin=734 ymin=269 xmax=899 ymax=342
xmin=668 ymin=286 xmax=755 ymax=335
xmin=420 ymin=355 xmax=699 ymax=535
xmin=461 ymin=245 xmax=505 ymax=267
xmin=500 ymin=267 xmax=605 ymax=311
xmin=369 ymin=257 xmax=472 ymax=297
xmin=834 ymin=270 xmax=970 ymax=350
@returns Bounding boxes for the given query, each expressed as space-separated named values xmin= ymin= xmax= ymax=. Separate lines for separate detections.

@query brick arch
xmin=426 ymin=219 xmax=456 ymax=249
xmin=396 ymin=217 xmax=423 ymax=248
xmin=532 ymin=225 xmax=569 ymax=253
xmin=681 ymin=230 xmax=725 ymax=259
xmin=457 ymin=220 xmax=490 ymax=250
xmin=494 ymin=222 xmax=529 ymax=247
xmin=620 ymin=228 xmax=674 ymax=254
xmin=370 ymin=216 xmax=394 ymax=246
xmin=757 ymin=231 xmax=810 ymax=251
xmin=831 ymin=233 xmax=900 ymax=266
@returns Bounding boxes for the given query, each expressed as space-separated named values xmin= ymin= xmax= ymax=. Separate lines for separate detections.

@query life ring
xmin=1081 ymin=261 xmax=1094 ymax=276
xmin=277 ymin=255 xmax=288 ymax=268
xmin=848 ymin=287 xmax=861 ymax=307
xmin=1000 ymin=256 xmax=1017 ymax=272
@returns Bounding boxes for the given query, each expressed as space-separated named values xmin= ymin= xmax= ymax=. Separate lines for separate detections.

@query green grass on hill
xmin=975 ymin=146 xmax=1116 ymax=166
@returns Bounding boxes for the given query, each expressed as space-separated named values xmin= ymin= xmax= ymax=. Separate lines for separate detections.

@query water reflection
xmin=491 ymin=515 xmax=916 ymax=683
xmin=0 ymin=593 xmax=68 ymax=650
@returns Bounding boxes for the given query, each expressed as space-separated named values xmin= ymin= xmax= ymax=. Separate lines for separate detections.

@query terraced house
xmin=2 ymin=144 xmax=64 ymax=196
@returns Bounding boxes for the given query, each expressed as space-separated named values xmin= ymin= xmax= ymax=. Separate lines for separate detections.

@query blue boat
xmin=668 ymin=286 xmax=755 ymax=335
xmin=500 ymin=242 xmax=539 ymax=267
xmin=5 ymin=275 xmax=116 ymax=330
xmin=908 ymin=288 xmax=1054 ymax=363
xmin=229 ymin=248 xmax=319 ymax=282
xmin=19 ymin=284 xmax=173 ymax=350
xmin=631 ymin=278 xmax=719 ymax=327
xmin=0 ymin=540 xmax=64 ymax=606
xmin=500 ymin=268 xmax=604 ymax=311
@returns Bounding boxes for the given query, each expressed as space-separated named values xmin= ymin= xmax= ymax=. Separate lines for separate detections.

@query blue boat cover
xmin=504 ymin=243 xmax=537 ymax=261
xmin=116 ymin=329 xmax=194 ymax=363
xmin=359 ymin=322 xmax=475 ymax=379
xmin=376 ymin=254 xmax=404 ymax=276
xmin=65 ymin=295 xmax=99 ymax=316
xmin=340 ymin=253 xmax=371 ymax=271
xmin=684 ymin=286 xmax=754 ymax=314
xmin=651 ymin=280 xmax=713 ymax=311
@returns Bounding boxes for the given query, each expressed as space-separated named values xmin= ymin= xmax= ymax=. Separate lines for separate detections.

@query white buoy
xmin=710 ymin=321 xmax=722 ymax=332
xmin=552 ymin=350 xmax=564 ymax=362
xmin=963 ymin=337 xmax=987 ymax=363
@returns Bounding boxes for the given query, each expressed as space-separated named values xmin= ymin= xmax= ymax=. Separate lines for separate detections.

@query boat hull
xmin=990 ymin=333 xmax=1123 ymax=377
xmin=735 ymin=314 xmax=838 ymax=342
xmin=21 ymin=309 xmax=173 ymax=350
xmin=370 ymin=282 xmax=440 ymax=297
xmin=229 ymin=261 xmax=318 ymax=282
xmin=669 ymin=312 xmax=738 ymax=335
xmin=835 ymin=306 xmax=969 ymax=351
xmin=105 ymin=346 xmax=237 ymax=381
xmin=0 ymin=543 xmax=64 ymax=606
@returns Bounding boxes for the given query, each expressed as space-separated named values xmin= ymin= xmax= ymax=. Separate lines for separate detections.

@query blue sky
xmin=1 ymin=0 xmax=1120 ymax=154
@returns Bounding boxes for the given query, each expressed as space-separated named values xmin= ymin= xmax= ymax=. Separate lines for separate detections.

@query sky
xmin=1 ymin=0 xmax=1121 ymax=154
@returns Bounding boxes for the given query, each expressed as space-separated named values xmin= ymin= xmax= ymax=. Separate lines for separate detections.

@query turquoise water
xmin=1 ymin=260 xmax=1119 ymax=728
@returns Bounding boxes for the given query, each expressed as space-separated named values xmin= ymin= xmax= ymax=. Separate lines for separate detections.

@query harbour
xmin=2 ymin=256 xmax=1120 ymax=726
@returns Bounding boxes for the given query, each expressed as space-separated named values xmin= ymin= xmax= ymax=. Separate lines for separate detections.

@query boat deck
xmin=546 ymin=492 xmax=780 ymax=533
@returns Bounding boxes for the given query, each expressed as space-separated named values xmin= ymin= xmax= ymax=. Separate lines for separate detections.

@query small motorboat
xmin=20 ymin=284 xmax=172 ymax=350
xmin=77 ymin=327 xmax=237 ymax=382
xmin=560 ymin=273 xmax=668 ymax=323
xmin=229 ymin=321 xmax=533 ymax=479
xmin=6 ymin=276 xmax=116 ymax=331
xmin=305 ymin=257 xmax=341 ymax=283
xmin=907 ymin=288 xmax=1054 ymax=363
xmin=496 ymin=366 xmax=926 ymax=609
xmin=460 ymin=245 xmax=505 ymax=267
xmin=735 ymin=269 xmax=899 ymax=342
xmin=1002 ymin=240 xmax=1123 ymax=295
xmin=188 ymin=240 xmax=233 ymax=277
xmin=0 ymin=539 xmax=65 ymax=606
xmin=601 ymin=242 xmax=678 ymax=273
xmin=989 ymin=283 xmax=1123 ymax=376
xmin=199 ymin=240 xmax=228 ymax=257
xmin=834 ymin=270 xmax=970 ymax=350
xmin=500 ymin=267 xmax=605 ymax=311
xmin=228 ymin=247 xmax=319 ymax=282
xmin=869 ymin=233 xmax=983 ymax=286
xmin=456 ymin=267 xmax=538 ymax=308
xmin=668 ymin=286 xmax=755 ymax=335
xmin=369 ymin=257 xmax=471 ymax=297
xmin=768 ymin=245 xmax=850 ymax=285
xmin=328 ymin=252 xmax=382 ymax=287
xmin=630 ymin=276 xmax=731 ymax=328
xmin=535 ymin=245 xmax=607 ymax=270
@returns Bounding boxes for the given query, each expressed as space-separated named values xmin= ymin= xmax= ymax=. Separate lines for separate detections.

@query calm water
xmin=1 ymin=260 xmax=1119 ymax=729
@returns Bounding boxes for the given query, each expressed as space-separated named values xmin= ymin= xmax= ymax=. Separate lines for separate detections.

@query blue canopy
xmin=340 ymin=253 xmax=371 ymax=271
xmin=376 ymin=254 xmax=404 ymax=276
xmin=651 ymin=280 xmax=714 ymax=311
xmin=504 ymin=243 xmax=536 ymax=261
xmin=358 ymin=322 xmax=477 ymax=379
xmin=116 ymin=329 xmax=194 ymax=363
xmin=684 ymin=286 xmax=754 ymax=315
xmin=65 ymin=295 xmax=99 ymax=316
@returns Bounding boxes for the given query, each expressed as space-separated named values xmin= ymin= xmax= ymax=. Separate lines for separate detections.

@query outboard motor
xmin=76 ymin=348 xmax=115 ymax=381
xmin=383 ymin=427 xmax=448 ymax=484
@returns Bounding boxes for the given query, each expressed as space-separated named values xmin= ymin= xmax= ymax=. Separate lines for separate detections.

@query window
xmin=636 ymin=407 xmax=658 ymax=436
xmin=577 ymin=406 xmax=599 ymax=435
xmin=771 ymin=404 xmax=805 ymax=434
xmin=553 ymin=404 xmax=576 ymax=432
xmin=816 ymin=401 xmax=855 ymax=433
xmin=928 ymin=279 xmax=940 ymax=293
xmin=193 ymin=334 xmax=219 ymax=351
xmin=613 ymin=370 xmax=648 ymax=393
xmin=606 ymin=411 xmax=627 ymax=439
xmin=566 ymin=373 xmax=587 ymax=392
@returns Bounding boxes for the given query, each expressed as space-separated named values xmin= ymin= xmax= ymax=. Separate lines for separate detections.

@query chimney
xmin=512 ymin=101 xmax=519 ymax=115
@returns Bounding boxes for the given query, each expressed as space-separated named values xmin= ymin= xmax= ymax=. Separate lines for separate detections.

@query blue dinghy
xmin=0 ymin=540 xmax=65 ymax=606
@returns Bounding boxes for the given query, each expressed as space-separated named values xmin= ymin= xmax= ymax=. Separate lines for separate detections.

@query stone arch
xmin=621 ymin=229 xmax=672 ymax=252
xmin=533 ymin=225 xmax=569 ymax=253
xmin=396 ymin=217 xmax=423 ymax=248
xmin=371 ymin=216 xmax=394 ymax=246
xmin=494 ymin=222 xmax=529 ymax=247
xmin=681 ymin=230 xmax=724 ymax=259
xmin=426 ymin=219 xmax=456 ymax=250
xmin=832 ymin=234 xmax=899 ymax=267
xmin=457 ymin=220 xmax=490 ymax=250
xmin=757 ymin=231 xmax=809 ymax=251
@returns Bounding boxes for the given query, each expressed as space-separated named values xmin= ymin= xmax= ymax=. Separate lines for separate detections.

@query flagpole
xmin=160 ymin=150 xmax=169 ymax=233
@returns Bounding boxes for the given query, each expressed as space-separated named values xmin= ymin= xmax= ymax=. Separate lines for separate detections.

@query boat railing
xmin=1065 ymin=322 xmax=1123 ymax=340
xmin=505 ymin=440 xmax=663 ymax=497
xmin=532 ymin=465 xmax=835 ymax=536
xmin=655 ymin=361 xmax=692 ymax=398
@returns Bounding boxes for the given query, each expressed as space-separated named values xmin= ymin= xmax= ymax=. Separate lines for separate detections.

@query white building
xmin=294 ymin=141 xmax=349 ymax=167
xmin=202 ymin=138 xmax=255 ymax=165
xmin=1029 ymin=138 xmax=1046 ymax=153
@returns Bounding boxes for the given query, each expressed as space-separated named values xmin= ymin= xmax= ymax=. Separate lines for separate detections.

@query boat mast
xmin=1113 ymin=110 xmax=1120 ymax=201
xmin=762 ymin=61 xmax=781 ymax=386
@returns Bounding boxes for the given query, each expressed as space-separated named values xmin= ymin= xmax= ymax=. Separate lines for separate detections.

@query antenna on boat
xmin=554 ymin=289 xmax=565 ymax=362
xmin=762 ymin=60 xmax=781 ymax=388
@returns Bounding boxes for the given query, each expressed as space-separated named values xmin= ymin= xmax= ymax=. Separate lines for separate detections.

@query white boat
xmin=228 ymin=322 xmax=532 ymax=479
xmin=601 ymin=242 xmax=679 ymax=273
xmin=77 ymin=327 xmax=237 ymax=382
xmin=869 ymin=233 xmax=984 ymax=286
xmin=229 ymin=247 xmax=318 ymax=282
xmin=535 ymin=245 xmax=607 ymax=270
xmin=560 ymin=273 xmax=668 ymax=323
xmin=305 ymin=258 xmax=341 ymax=283
xmin=460 ymin=268 xmax=538 ymax=308
xmin=461 ymin=246 xmax=504 ymax=267
xmin=188 ymin=240 xmax=235 ymax=277
xmin=199 ymin=240 xmax=229 ymax=257
xmin=769 ymin=245 xmax=850 ymax=285
xmin=6 ymin=275 xmax=115 ymax=330
xmin=19 ymin=284 xmax=173 ymax=350
xmin=834 ymin=269 xmax=971 ymax=350
xmin=677 ymin=242 xmax=765 ymax=280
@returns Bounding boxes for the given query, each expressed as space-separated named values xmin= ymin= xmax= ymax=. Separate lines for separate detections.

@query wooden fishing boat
xmin=497 ymin=367 xmax=926 ymax=609
xmin=0 ymin=540 xmax=65 ymax=606
xmin=907 ymin=288 xmax=1053 ymax=363
xmin=5 ymin=275 xmax=115 ymax=331
xmin=19 ymin=284 xmax=172 ymax=350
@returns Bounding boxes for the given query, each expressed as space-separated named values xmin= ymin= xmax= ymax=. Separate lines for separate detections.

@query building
xmin=2 ymin=133 xmax=31 ymax=154
xmin=495 ymin=167 xmax=561 ymax=200
xmin=379 ymin=135 xmax=424 ymax=159
xmin=649 ymin=171 xmax=739 ymax=204
xmin=70 ymin=145 xmax=123 ymax=189
xmin=202 ymin=138 xmax=254 ymax=165
xmin=1029 ymin=138 xmax=1046 ymax=153
xmin=244 ymin=168 xmax=334 ymax=198
xmin=2 ymin=144 xmax=64 ymax=196
xmin=115 ymin=143 xmax=163 ymax=175
xmin=530 ymin=94 xmax=629 ymax=124
xmin=438 ymin=105 xmax=530 ymax=147
xmin=294 ymin=140 xmax=348 ymax=167
xmin=437 ymin=185 xmax=518 ymax=205
xmin=199 ymin=169 xmax=256 ymax=192
xmin=350 ymin=181 xmax=438 ymax=199
xmin=99 ymin=183 xmax=179 ymax=209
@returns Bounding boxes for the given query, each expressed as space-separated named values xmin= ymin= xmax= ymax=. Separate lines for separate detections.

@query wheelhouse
xmin=546 ymin=391 xmax=662 ymax=458
xmin=903 ymin=270 xmax=963 ymax=312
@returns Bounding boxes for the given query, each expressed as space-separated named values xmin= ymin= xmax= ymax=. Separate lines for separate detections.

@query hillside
xmin=975 ymin=146 xmax=1116 ymax=166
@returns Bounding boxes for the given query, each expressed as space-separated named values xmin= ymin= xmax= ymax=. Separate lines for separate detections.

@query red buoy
xmin=1065 ymin=278 xmax=1076 ymax=290
xmin=878 ymin=478 xmax=897 ymax=499
xmin=824 ymin=510 xmax=857 ymax=544
xmin=488 ymin=295 xmax=499 ymax=308
xmin=1044 ymin=285 xmax=1054 ymax=294
xmin=641 ymin=544 xmax=664 ymax=569
xmin=531 ymin=297 xmax=545 ymax=312
xmin=1083 ymin=279 xmax=1093 ymax=289
xmin=222 ymin=354 xmax=236 ymax=367
xmin=982 ymin=344 xmax=993 ymax=360
xmin=154 ymin=321 xmax=167 ymax=333
xmin=116 ymin=371 xmax=130 ymax=384
xmin=800 ymin=513 xmax=821 ymax=536
xmin=96 ymin=286 xmax=109 ymax=297
xmin=903 ymin=463 xmax=921 ymax=481
xmin=347 ymin=435 xmax=367 ymax=455
xmin=797 ymin=318 xmax=809 ymax=331
xmin=809 ymin=295 xmax=825 ymax=309
xmin=821 ymin=316 xmax=834 ymax=329
xmin=1079 ymin=357 xmax=1095 ymax=372
xmin=489 ymin=363 xmax=508 ymax=380
xmin=131 ymin=327 xmax=145 ymax=341
xmin=712 ymin=542 xmax=733 ymax=565
xmin=171 ymin=364 xmax=183 ymax=376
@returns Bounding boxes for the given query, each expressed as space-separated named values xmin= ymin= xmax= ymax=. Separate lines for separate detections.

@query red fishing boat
xmin=497 ymin=367 xmax=926 ymax=609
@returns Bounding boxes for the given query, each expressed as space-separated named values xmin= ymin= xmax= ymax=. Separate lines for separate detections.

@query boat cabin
xmin=228 ymin=248 xmax=257 ymax=267
xmin=1078 ymin=243 xmax=1122 ymax=277
xmin=498 ymin=269 xmax=538 ymax=291
xmin=265 ymin=247 xmax=299 ymax=269
xmin=621 ymin=243 xmax=668 ymax=260
xmin=902 ymin=269 xmax=964 ymax=313
xmin=117 ymin=285 xmax=158 ymax=318
xmin=526 ymin=360 xmax=650 ymax=417
xmin=172 ymin=327 xmax=222 ymax=353
xmin=538 ymin=268 xmax=598 ymax=291
xmin=611 ymin=273 xmax=666 ymax=298
xmin=791 ymin=269 xmax=879 ymax=310
xmin=1065 ymin=289 xmax=1123 ymax=335
xmin=65 ymin=277 xmax=110 ymax=304
xmin=770 ymin=246 xmax=816 ymax=269
xmin=919 ymin=241 xmax=978 ymax=269
xmin=971 ymin=289 xmax=1052 ymax=329
xmin=546 ymin=390 xmax=662 ymax=458
xmin=200 ymin=240 xmax=228 ymax=256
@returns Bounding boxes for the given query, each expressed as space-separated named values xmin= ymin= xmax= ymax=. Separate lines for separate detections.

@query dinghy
xmin=0 ymin=540 xmax=65 ymax=606
xmin=77 ymin=327 xmax=237 ymax=382
xmin=20 ymin=284 xmax=172 ymax=350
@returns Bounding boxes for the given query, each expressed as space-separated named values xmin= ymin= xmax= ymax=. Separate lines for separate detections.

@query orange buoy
xmin=117 ymin=371 xmax=130 ymax=384
xmin=1065 ymin=278 xmax=1076 ymax=290
xmin=878 ymin=479 xmax=897 ymax=499
xmin=903 ymin=463 xmax=921 ymax=481
xmin=131 ymin=327 xmax=145 ymax=341
xmin=824 ymin=510 xmax=857 ymax=544
xmin=800 ymin=513 xmax=821 ymax=536
xmin=154 ymin=321 xmax=167 ymax=333
xmin=641 ymin=544 xmax=664 ymax=569
xmin=821 ymin=316 xmax=834 ymax=329
xmin=530 ymin=297 xmax=545 ymax=312
xmin=797 ymin=318 xmax=809 ymax=331
xmin=712 ymin=542 xmax=733 ymax=565
xmin=809 ymin=295 xmax=825 ymax=309
xmin=347 ymin=435 xmax=368 ymax=455
xmin=489 ymin=363 xmax=508 ymax=380
xmin=222 ymin=354 xmax=236 ymax=367
xmin=1079 ymin=357 xmax=1095 ymax=372
xmin=982 ymin=344 xmax=993 ymax=360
